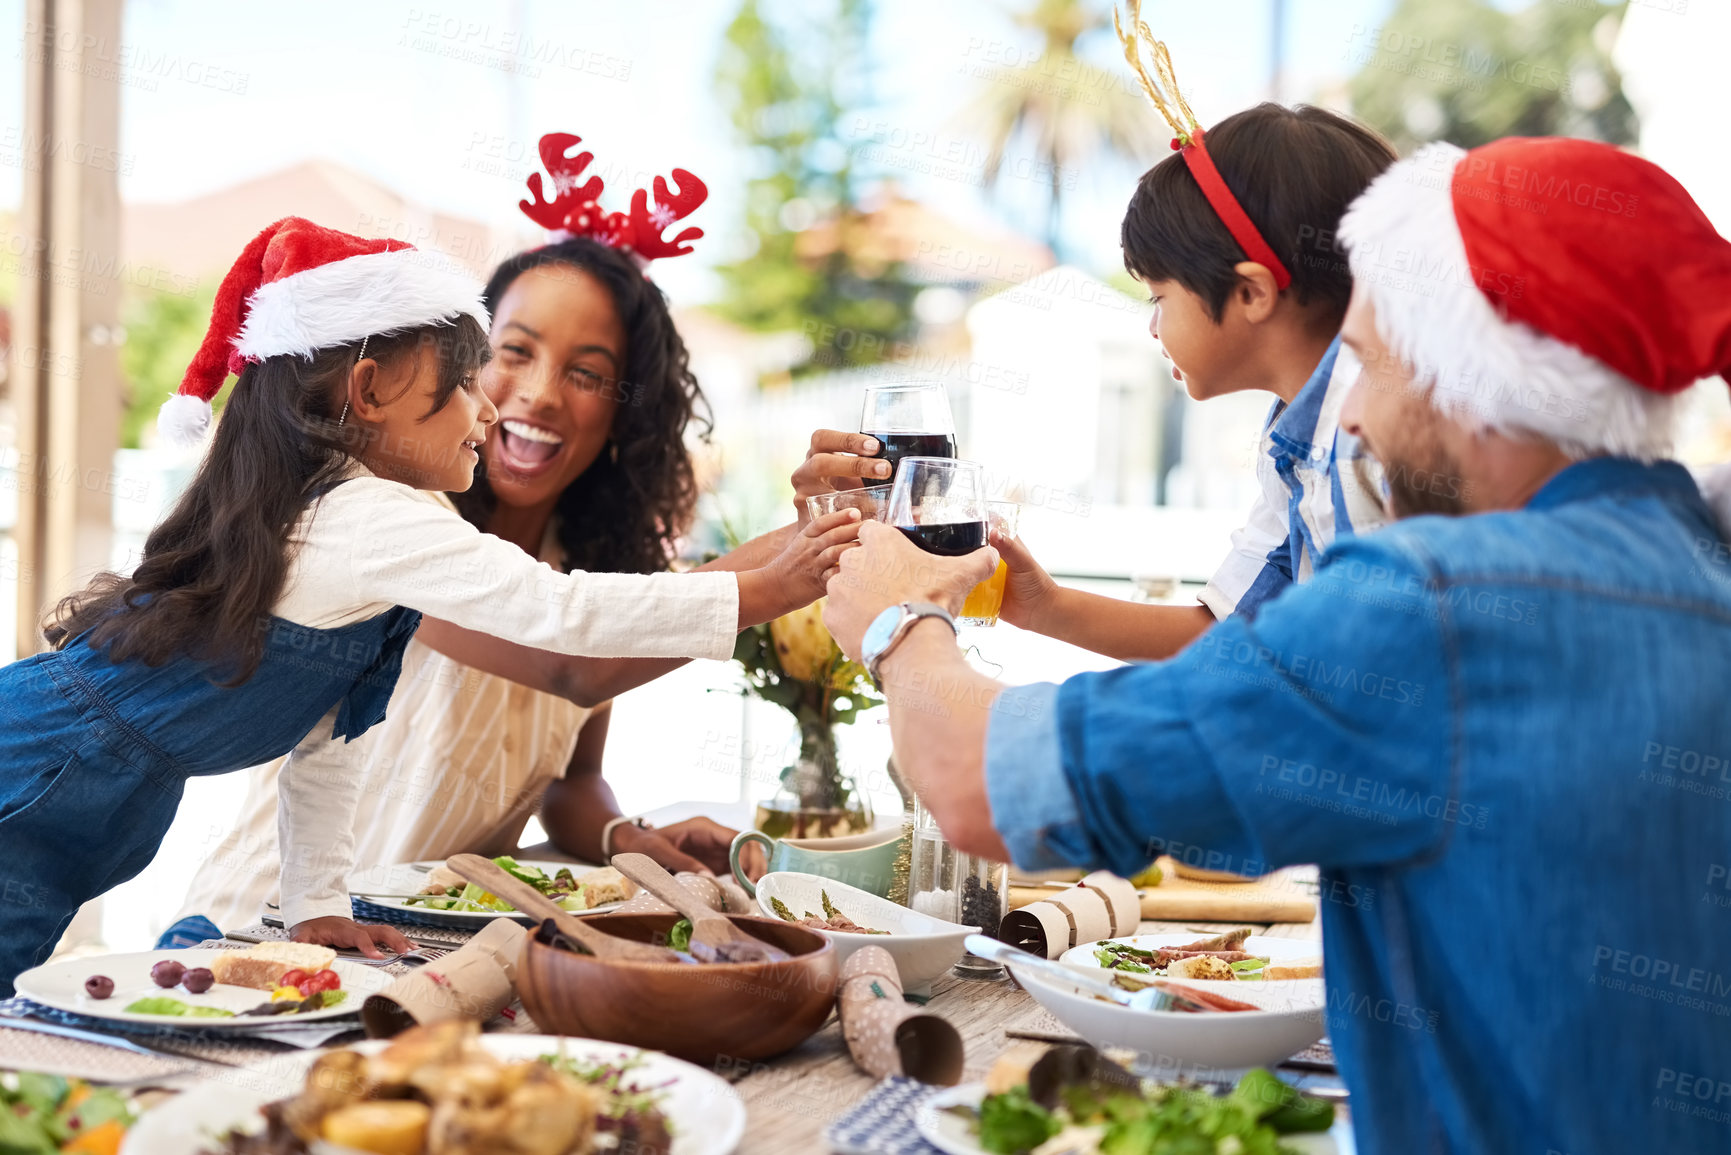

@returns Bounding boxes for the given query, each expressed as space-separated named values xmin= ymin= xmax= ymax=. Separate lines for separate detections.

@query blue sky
xmin=1 ymin=0 xmax=1400 ymax=300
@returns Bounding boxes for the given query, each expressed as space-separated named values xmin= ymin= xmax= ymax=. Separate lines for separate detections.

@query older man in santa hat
xmin=824 ymin=136 xmax=1731 ymax=1154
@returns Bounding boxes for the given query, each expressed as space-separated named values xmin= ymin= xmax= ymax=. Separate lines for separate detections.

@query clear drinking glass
xmin=886 ymin=457 xmax=989 ymax=557
xmin=805 ymin=486 xmax=891 ymax=523
xmin=958 ymin=501 xmax=1020 ymax=627
xmin=860 ymin=383 xmax=958 ymax=471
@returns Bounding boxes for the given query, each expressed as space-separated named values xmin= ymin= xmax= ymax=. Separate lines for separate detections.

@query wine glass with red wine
xmin=886 ymin=457 xmax=989 ymax=556
xmin=861 ymin=384 xmax=957 ymax=471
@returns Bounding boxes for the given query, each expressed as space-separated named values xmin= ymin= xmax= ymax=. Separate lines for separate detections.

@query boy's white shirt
xmin=268 ymin=469 xmax=739 ymax=927
xmin=1199 ymin=345 xmax=1388 ymax=619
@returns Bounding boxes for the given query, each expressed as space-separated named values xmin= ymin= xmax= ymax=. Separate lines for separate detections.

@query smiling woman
xmin=454 ymin=238 xmax=709 ymax=577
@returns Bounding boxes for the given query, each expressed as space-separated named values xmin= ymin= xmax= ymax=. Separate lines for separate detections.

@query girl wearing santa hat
xmin=0 ymin=213 xmax=858 ymax=993
xmin=170 ymin=141 xmax=806 ymax=935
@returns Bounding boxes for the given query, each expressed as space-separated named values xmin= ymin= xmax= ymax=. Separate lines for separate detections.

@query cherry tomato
xmin=278 ymin=968 xmax=310 ymax=989
xmin=298 ymin=968 xmax=342 ymax=996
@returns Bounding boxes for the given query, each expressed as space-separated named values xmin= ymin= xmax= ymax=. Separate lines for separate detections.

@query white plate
xmin=15 ymin=948 xmax=391 ymax=1029
xmin=916 ymin=1082 xmax=1345 ymax=1155
xmin=121 ymin=1034 xmax=746 ymax=1155
xmin=754 ymin=872 xmax=977 ymax=995
xmin=349 ymin=858 xmax=621 ymax=928
xmin=1011 ymin=935 xmax=1327 ymax=1076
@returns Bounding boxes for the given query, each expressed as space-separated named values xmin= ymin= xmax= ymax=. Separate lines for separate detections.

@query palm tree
xmin=959 ymin=0 xmax=1163 ymax=252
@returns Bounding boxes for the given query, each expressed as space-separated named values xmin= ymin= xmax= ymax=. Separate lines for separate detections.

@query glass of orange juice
xmin=958 ymin=501 xmax=1019 ymax=627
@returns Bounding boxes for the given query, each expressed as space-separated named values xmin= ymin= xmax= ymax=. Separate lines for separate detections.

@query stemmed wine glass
xmin=860 ymin=384 xmax=957 ymax=472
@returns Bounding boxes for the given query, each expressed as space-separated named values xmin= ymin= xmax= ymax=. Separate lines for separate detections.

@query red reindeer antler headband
xmin=519 ymin=131 xmax=708 ymax=268
xmin=1114 ymin=2 xmax=1292 ymax=290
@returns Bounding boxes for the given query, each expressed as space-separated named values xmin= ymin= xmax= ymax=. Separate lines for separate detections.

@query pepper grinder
xmin=907 ymin=798 xmax=1009 ymax=980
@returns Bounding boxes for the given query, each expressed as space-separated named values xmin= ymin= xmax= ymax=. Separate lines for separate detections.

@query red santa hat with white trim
xmin=1338 ymin=136 xmax=1731 ymax=466
xmin=159 ymin=216 xmax=491 ymax=447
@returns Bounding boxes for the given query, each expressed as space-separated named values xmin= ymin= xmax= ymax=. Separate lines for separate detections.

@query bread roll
xmin=576 ymin=866 xmax=638 ymax=907
xmin=209 ymin=942 xmax=337 ymax=991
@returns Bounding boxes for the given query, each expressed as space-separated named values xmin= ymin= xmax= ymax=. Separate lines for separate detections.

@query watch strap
xmin=867 ymin=601 xmax=958 ymax=685
xmin=601 ymin=815 xmax=649 ymax=860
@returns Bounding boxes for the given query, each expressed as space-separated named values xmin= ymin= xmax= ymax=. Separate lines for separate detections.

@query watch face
xmin=862 ymin=605 xmax=905 ymax=665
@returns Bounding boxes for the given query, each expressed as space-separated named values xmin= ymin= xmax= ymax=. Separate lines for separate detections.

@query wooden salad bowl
xmin=517 ymin=911 xmax=838 ymax=1064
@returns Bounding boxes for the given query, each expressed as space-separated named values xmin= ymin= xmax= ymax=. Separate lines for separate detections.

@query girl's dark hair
xmin=1121 ymin=103 xmax=1397 ymax=326
xmin=451 ymin=238 xmax=711 ymax=576
xmin=45 ymin=315 xmax=491 ymax=681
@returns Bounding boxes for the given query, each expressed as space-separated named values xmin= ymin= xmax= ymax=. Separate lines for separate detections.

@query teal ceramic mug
xmin=729 ymin=827 xmax=906 ymax=898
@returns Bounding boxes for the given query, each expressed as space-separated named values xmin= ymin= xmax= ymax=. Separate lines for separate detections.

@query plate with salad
xmin=1060 ymin=929 xmax=1324 ymax=990
xmin=0 ymin=1072 xmax=138 ymax=1154
xmin=349 ymin=856 xmax=630 ymax=928
xmin=918 ymin=1042 xmax=1343 ymax=1155
xmin=12 ymin=949 xmax=390 ymax=1030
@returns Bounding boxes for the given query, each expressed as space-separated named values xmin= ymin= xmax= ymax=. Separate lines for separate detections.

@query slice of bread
xmin=1263 ymin=958 xmax=1323 ymax=981
xmin=210 ymin=942 xmax=338 ymax=991
xmin=576 ymin=867 xmax=639 ymax=908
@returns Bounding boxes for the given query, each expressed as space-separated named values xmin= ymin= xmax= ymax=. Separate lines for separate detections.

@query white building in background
xmin=965 ymin=266 xmax=1256 ymax=581
xmin=965 ymin=266 xmax=1163 ymax=510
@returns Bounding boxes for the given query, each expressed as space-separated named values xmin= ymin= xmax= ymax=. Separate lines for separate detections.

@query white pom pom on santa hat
xmin=156 ymin=391 xmax=213 ymax=450
xmin=157 ymin=216 xmax=489 ymax=446
xmin=1338 ymin=136 xmax=1731 ymax=461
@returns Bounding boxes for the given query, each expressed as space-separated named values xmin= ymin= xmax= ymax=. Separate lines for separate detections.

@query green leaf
xmin=977 ymin=1087 xmax=1060 ymax=1154
xmin=123 ymin=996 xmax=188 ymax=1016
xmin=186 ymin=1005 xmax=238 ymax=1018
xmin=12 ymin=1072 xmax=66 ymax=1115
xmin=0 ymin=1101 xmax=57 ymax=1154
xmin=669 ymin=918 xmax=694 ymax=952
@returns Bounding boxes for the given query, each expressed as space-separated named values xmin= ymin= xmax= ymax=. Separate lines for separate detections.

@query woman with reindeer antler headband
xmin=801 ymin=1 xmax=1401 ymax=659
xmin=170 ymin=132 xmax=842 ymax=939
xmin=0 ymin=135 xmax=863 ymax=988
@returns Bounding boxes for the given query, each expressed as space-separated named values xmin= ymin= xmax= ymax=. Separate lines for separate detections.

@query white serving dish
xmin=754 ymin=871 xmax=977 ymax=995
xmin=122 ymin=1034 xmax=745 ymax=1155
xmin=1015 ymin=933 xmax=1327 ymax=1076
xmin=14 ymin=948 xmax=391 ymax=1030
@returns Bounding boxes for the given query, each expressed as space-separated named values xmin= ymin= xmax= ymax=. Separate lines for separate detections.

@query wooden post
xmin=10 ymin=0 xmax=125 ymax=658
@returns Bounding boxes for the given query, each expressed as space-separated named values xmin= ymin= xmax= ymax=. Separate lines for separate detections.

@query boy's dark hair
xmin=451 ymin=237 xmax=712 ymax=577
xmin=46 ymin=314 xmax=491 ymax=681
xmin=1122 ymin=103 xmax=1396 ymax=325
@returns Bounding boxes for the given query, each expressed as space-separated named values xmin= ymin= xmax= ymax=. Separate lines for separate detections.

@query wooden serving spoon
xmin=445 ymin=854 xmax=681 ymax=964
xmin=610 ymin=853 xmax=790 ymax=964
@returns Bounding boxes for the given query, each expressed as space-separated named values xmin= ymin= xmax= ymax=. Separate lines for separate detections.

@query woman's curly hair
xmin=451 ymin=238 xmax=712 ymax=575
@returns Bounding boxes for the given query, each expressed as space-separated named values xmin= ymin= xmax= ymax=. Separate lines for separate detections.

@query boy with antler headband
xmin=989 ymin=3 xmax=1401 ymax=657
xmin=800 ymin=3 xmax=1400 ymax=660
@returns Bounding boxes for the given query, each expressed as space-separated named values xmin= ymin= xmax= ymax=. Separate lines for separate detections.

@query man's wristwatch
xmin=862 ymin=602 xmax=958 ymax=685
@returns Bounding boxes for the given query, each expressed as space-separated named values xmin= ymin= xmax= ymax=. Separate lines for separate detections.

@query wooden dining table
xmin=0 ymin=837 xmax=1340 ymax=1154
xmin=719 ymin=883 xmax=1335 ymax=1154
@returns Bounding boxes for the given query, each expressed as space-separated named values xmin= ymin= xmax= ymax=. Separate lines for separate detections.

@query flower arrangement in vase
xmin=733 ymin=598 xmax=882 ymax=839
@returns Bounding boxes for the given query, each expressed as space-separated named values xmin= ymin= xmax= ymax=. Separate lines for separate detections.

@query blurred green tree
xmin=120 ymin=286 xmax=214 ymax=448
xmin=1347 ymin=0 xmax=1636 ymax=152
xmin=959 ymin=0 xmax=1161 ymax=252
xmin=712 ymin=0 xmax=919 ymax=375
